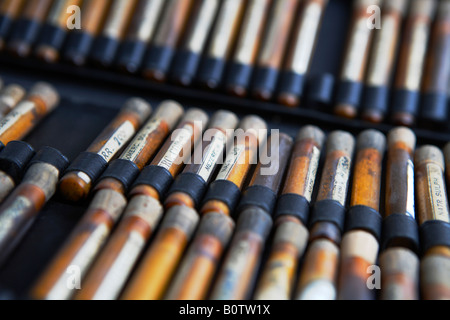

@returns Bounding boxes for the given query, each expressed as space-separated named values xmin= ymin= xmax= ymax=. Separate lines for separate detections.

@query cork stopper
xmin=388 ymin=127 xmax=416 ymax=151
xmin=238 ymin=115 xmax=268 ymax=146
xmin=415 ymin=145 xmax=445 ymax=170
xmin=122 ymin=98 xmax=153 ymax=120
xmin=296 ymin=126 xmax=326 ymax=149
xmin=182 ymin=108 xmax=210 ymax=128
xmin=356 ymin=129 xmax=387 ymax=154
xmin=28 ymin=82 xmax=60 ymax=112
xmin=152 ymin=100 xmax=184 ymax=131
xmin=208 ymin=110 xmax=239 ymax=132
xmin=410 ymin=0 xmax=437 ymax=17
xmin=326 ymin=131 xmax=355 ymax=156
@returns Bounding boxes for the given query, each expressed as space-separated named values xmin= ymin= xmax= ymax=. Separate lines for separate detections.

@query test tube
xmin=142 ymin=0 xmax=194 ymax=82
xmin=254 ymin=126 xmax=325 ymax=300
xmin=334 ymin=0 xmax=381 ymax=119
xmin=116 ymin=0 xmax=165 ymax=73
xmin=361 ymin=0 xmax=408 ymax=123
xmin=415 ymin=146 xmax=450 ymax=300
xmin=251 ymin=0 xmax=300 ymax=101
xmin=196 ymin=0 xmax=246 ymax=90
xmin=64 ymin=0 xmax=111 ymax=66
xmin=0 ymin=0 xmax=25 ymax=50
xmin=34 ymin=0 xmax=83 ymax=63
xmin=59 ymin=98 xmax=153 ymax=203
xmin=90 ymin=0 xmax=138 ymax=68
xmin=390 ymin=0 xmax=437 ymax=126
xmin=0 ymin=82 xmax=59 ymax=145
xmin=7 ymin=0 xmax=53 ymax=57
xmin=224 ymin=0 xmax=272 ymax=97
xmin=278 ymin=0 xmax=329 ymax=107
xmin=379 ymin=127 xmax=420 ymax=300
xmin=170 ymin=0 xmax=220 ymax=86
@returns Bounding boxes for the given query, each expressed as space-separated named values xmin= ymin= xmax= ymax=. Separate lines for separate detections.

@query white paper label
xmin=304 ymin=147 xmax=321 ymax=202
xmin=427 ymin=164 xmax=450 ymax=223
xmin=98 ymin=121 xmax=135 ymax=162
xmin=406 ymin=159 xmax=415 ymax=219
xmin=158 ymin=125 xmax=193 ymax=170
xmin=216 ymin=144 xmax=245 ymax=180
xmin=332 ymin=156 xmax=351 ymax=206
xmin=120 ymin=119 xmax=161 ymax=162
xmin=197 ymin=131 xmax=226 ymax=182
xmin=0 ymin=101 xmax=34 ymax=136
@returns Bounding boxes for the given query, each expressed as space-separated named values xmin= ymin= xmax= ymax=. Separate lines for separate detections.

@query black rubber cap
xmin=236 ymin=185 xmax=277 ymax=218
xmin=91 ymin=35 xmax=121 ymax=67
xmin=132 ymin=165 xmax=174 ymax=200
xmin=116 ymin=39 xmax=148 ymax=73
xmin=167 ymin=172 xmax=207 ymax=208
xmin=381 ymin=213 xmax=420 ymax=253
xmin=225 ymin=62 xmax=254 ymax=92
xmin=309 ymin=199 xmax=346 ymax=233
xmin=420 ymin=220 xmax=450 ymax=256
xmin=252 ymin=66 xmax=280 ymax=98
xmin=65 ymin=152 xmax=108 ymax=183
xmin=28 ymin=146 xmax=69 ymax=175
xmin=362 ymin=85 xmax=389 ymax=115
xmin=0 ymin=15 xmax=12 ymax=38
xmin=36 ymin=23 xmax=67 ymax=51
xmin=170 ymin=50 xmax=202 ymax=86
xmin=335 ymin=80 xmax=363 ymax=108
xmin=8 ymin=18 xmax=42 ymax=44
xmin=345 ymin=205 xmax=383 ymax=241
xmin=196 ymin=56 xmax=227 ymax=89
xmin=202 ymin=179 xmax=241 ymax=214
xmin=392 ymin=89 xmax=420 ymax=116
xmin=99 ymin=159 xmax=140 ymax=191
xmin=143 ymin=45 xmax=175 ymax=76
xmin=64 ymin=31 xmax=94 ymax=65
xmin=278 ymin=71 xmax=306 ymax=98
xmin=307 ymin=73 xmax=335 ymax=105
xmin=0 ymin=141 xmax=35 ymax=183
xmin=274 ymin=193 xmax=310 ymax=225
xmin=421 ymin=92 xmax=448 ymax=122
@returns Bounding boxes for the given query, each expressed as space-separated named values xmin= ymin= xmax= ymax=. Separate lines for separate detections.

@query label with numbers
xmin=0 ymin=101 xmax=34 ymax=136
xmin=427 ymin=163 xmax=450 ymax=223
xmin=158 ymin=125 xmax=194 ymax=170
xmin=197 ymin=131 xmax=226 ymax=182
xmin=98 ymin=121 xmax=135 ymax=162
xmin=121 ymin=119 xmax=161 ymax=162
xmin=216 ymin=145 xmax=245 ymax=180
